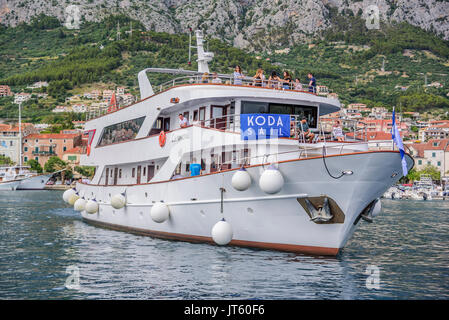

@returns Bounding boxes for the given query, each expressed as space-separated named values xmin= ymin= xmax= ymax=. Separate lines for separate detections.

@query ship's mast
xmin=192 ymin=30 xmax=214 ymax=73
xmin=19 ymin=102 xmax=22 ymax=168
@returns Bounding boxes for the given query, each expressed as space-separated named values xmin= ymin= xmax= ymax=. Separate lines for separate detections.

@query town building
xmin=408 ymin=139 xmax=449 ymax=177
xmin=62 ymin=145 xmax=86 ymax=168
xmin=14 ymin=92 xmax=32 ymax=104
xmin=0 ymin=123 xmax=38 ymax=164
xmin=22 ymin=133 xmax=82 ymax=167
xmin=27 ymin=81 xmax=48 ymax=89
xmin=0 ymin=85 xmax=12 ymax=97
xmin=102 ymin=90 xmax=115 ymax=102
xmin=419 ymin=122 xmax=449 ymax=141
xmin=116 ymin=87 xmax=126 ymax=95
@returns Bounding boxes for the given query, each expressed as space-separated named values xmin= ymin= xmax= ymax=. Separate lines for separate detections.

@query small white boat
xmin=0 ymin=166 xmax=54 ymax=190
xmin=0 ymin=179 xmax=22 ymax=191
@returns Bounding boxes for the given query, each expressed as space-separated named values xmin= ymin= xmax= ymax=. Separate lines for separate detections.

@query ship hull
xmin=0 ymin=179 xmax=22 ymax=191
xmin=76 ymin=151 xmax=413 ymax=256
xmin=16 ymin=173 xmax=53 ymax=190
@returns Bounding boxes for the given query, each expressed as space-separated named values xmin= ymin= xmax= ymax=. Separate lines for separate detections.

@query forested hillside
xmin=1 ymin=13 xmax=449 ymax=124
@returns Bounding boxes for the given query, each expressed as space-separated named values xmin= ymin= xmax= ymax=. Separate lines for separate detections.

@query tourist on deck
xmin=179 ymin=113 xmax=189 ymax=128
xmin=282 ymin=71 xmax=292 ymax=89
xmin=253 ymin=68 xmax=265 ymax=87
xmin=201 ymin=72 xmax=209 ymax=83
xmin=294 ymin=78 xmax=303 ymax=91
xmin=268 ymin=71 xmax=282 ymax=88
xmin=211 ymin=72 xmax=222 ymax=84
xmin=233 ymin=66 xmax=244 ymax=85
xmin=308 ymin=72 xmax=316 ymax=93
xmin=333 ymin=120 xmax=345 ymax=142
xmin=297 ymin=117 xmax=315 ymax=143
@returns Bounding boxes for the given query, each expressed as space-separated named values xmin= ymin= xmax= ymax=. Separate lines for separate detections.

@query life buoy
xmin=159 ymin=131 xmax=166 ymax=147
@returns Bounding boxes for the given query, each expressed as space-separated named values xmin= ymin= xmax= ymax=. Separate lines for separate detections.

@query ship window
xmin=241 ymin=101 xmax=318 ymax=128
xmin=132 ymin=168 xmax=135 ymax=178
xmin=119 ymin=169 xmax=122 ymax=178
xmin=97 ymin=116 xmax=145 ymax=146
xmin=143 ymin=167 xmax=146 ymax=176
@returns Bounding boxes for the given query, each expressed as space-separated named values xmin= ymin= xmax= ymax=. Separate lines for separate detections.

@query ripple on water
xmin=0 ymin=192 xmax=448 ymax=299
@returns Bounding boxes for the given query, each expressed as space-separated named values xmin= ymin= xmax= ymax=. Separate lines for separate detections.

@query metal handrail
xmin=156 ymin=75 xmax=317 ymax=93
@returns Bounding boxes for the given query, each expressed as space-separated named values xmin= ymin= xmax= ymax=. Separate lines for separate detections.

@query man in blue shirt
xmin=308 ymin=73 xmax=316 ymax=93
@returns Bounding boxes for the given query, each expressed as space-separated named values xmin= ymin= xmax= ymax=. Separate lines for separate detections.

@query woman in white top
xmin=233 ymin=65 xmax=244 ymax=85
xmin=332 ymin=120 xmax=344 ymax=141
xmin=294 ymin=78 xmax=303 ymax=91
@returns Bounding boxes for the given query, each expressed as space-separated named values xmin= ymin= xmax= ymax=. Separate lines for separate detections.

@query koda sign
xmin=240 ymin=114 xmax=290 ymax=140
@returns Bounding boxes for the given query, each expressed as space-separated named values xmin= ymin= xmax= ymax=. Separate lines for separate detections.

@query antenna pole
xmin=188 ymin=29 xmax=192 ymax=65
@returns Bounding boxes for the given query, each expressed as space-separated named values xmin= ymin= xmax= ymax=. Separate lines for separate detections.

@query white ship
xmin=63 ymin=31 xmax=414 ymax=256
xmin=0 ymin=166 xmax=54 ymax=190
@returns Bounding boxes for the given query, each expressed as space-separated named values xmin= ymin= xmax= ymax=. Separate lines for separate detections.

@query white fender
xmin=63 ymin=188 xmax=76 ymax=203
xmin=85 ymin=199 xmax=99 ymax=214
xmin=74 ymin=198 xmax=86 ymax=212
xmin=231 ymin=168 xmax=251 ymax=191
xmin=150 ymin=202 xmax=170 ymax=223
xmin=211 ymin=219 xmax=233 ymax=245
xmin=68 ymin=192 xmax=80 ymax=206
xmin=111 ymin=193 xmax=126 ymax=209
xmin=259 ymin=166 xmax=284 ymax=194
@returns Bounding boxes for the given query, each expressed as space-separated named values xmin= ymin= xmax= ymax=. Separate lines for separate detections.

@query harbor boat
xmin=0 ymin=165 xmax=54 ymax=190
xmin=64 ymin=30 xmax=414 ymax=256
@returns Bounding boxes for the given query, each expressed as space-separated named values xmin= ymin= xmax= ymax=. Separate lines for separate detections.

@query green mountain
xmin=1 ymin=14 xmax=449 ymax=124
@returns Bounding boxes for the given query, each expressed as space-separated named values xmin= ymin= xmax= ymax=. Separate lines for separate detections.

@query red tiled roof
xmin=409 ymin=139 xmax=449 ymax=157
xmin=26 ymin=133 xmax=80 ymax=139
xmin=63 ymin=146 xmax=86 ymax=154
xmin=0 ymin=123 xmax=34 ymax=132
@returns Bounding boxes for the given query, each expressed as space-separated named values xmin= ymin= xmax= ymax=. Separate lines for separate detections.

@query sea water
xmin=0 ymin=191 xmax=447 ymax=299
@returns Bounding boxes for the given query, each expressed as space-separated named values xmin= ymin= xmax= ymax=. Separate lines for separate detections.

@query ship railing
xmin=156 ymin=75 xmax=317 ymax=94
xmin=214 ymin=140 xmax=372 ymax=172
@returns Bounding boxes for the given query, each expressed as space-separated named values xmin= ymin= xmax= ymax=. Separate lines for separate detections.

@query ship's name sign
xmin=240 ymin=113 xmax=290 ymax=140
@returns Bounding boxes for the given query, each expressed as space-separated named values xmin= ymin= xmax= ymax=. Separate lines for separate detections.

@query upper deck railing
xmin=86 ymin=73 xmax=333 ymax=120
xmin=155 ymin=74 xmax=320 ymax=94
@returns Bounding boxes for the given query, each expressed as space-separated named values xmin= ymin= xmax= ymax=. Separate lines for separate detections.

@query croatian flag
xmin=391 ymin=107 xmax=408 ymax=176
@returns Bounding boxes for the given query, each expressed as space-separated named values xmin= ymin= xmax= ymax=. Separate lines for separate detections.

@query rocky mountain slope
xmin=1 ymin=0 xmax=448 ymax=49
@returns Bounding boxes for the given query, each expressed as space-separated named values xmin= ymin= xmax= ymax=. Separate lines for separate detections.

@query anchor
xmin=360 ymin=198 xmax=378 ymax=223
xmin=304 ymin=197 xmax=333 ymax=222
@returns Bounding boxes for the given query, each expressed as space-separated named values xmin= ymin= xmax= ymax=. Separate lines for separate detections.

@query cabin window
xmin=132 ymin=168 xmax=135 ymax=178
xmin=97 ymin=116 xmax=145 ymax=146
xmin=119 ymin=169 xmax=122 ymax=178
xmin=143 ymin=167 xmax=146 ymax=176
xmin=193 ymin=110 xmax=199 ymax=121
xmin=241 ymin=101 xmax=318 ymax=128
